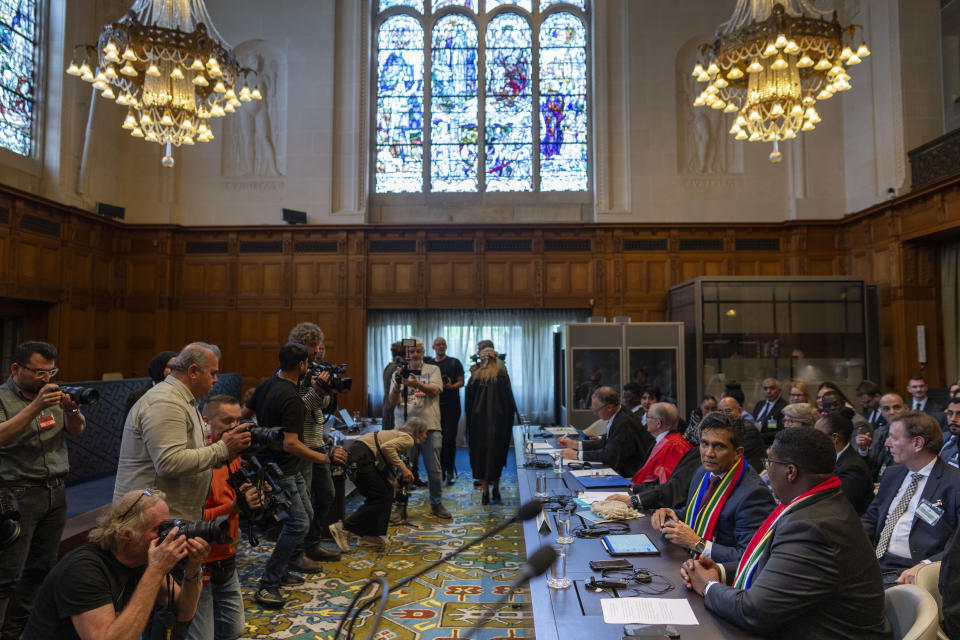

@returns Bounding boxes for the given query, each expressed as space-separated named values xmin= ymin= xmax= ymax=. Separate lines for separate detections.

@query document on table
xmin=600 ymin=597 xmax=699 ymax=625
xmin=533 ymin=441 xmax=559 ymax=450
xmin=570 ymin=468 xmax=616 ymax=477
xmin=543 ymin=426 xmax=578 ymax=435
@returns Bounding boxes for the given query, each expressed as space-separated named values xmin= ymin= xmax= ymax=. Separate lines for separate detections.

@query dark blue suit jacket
xmin=862 ymin=457 xmax=960 ymax=569
xmin=676 ymin=463 xmax=776 ymax=563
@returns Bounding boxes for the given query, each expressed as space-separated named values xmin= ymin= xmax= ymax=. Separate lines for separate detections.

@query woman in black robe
xmin=465 ymin=348 xmax=517 ymax=505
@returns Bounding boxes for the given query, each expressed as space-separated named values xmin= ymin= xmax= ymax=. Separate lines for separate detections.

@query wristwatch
xmin=629 ymin=495 xmax=642 ymax=510
xmin=693 ymin=538 xmax=706 ymax=555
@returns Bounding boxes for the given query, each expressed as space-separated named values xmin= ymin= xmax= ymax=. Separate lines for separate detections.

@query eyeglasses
xmin=592 ymin=404 xmax=614 ymax=415
xmin=119 ymin=488 xmax=154 ymax=521
xmin=762 ymin=458 xmax=791 ymax=470
xmin=19 ymin=365 xmax=59 ymax=378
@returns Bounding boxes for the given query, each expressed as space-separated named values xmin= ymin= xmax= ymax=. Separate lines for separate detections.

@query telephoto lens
xmin=59 ymin=385 xmax=100 ymax=405
xmin=156 ymin=514 xmax=232 ymax=545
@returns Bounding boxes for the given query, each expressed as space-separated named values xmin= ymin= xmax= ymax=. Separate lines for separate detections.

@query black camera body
xmin=0 ymin=488 xmax=21 ymax=551
xmin=237 ymin=419 xmax=285 ymax=451
xmin=395 ymin=359 xmax=421 ymax=381
xmin=157 ymin=514 xmax=232 ymax=545
xmin=60 ymin=385 xmax=99 ymax=405
xmin=308 ymin=360 xmax=353 ymax=393
xmin=227 ymin=456 xmax=292 ymax=533
xmin=470 ymin=352 xmax=507 ymax=366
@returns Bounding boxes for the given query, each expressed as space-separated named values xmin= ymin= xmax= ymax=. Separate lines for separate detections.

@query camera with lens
xmin=59 ymin=385 xmax=100 ymax=405
xmin=156 ymin=514 xmax=232 ymax=545
xmin=227 ymin=456 xmax=292 ymax=545
xmin=0 ymin=488 xmax=21 ymax=551
xmin=236 ymin=419 xmax=284 ymax=451
xmin=470 ymin=352 xmax=507 ymax=366
xmin=307 ymin=360 xmax=353 ymax=393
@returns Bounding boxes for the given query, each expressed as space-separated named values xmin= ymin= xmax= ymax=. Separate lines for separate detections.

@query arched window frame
xmin=372 ymin=0 xmax=591 ymax=206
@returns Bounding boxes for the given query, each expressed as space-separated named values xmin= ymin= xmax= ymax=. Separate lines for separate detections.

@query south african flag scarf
xmin=683 ymin=456 xmax=746 ymax=557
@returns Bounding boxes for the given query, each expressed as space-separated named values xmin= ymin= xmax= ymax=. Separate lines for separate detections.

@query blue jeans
xmin=0 ymin=483 xmax=67 ymax=640
xmin=260 ymin=472 xmax=312 ymax=589
xmin=185 ymin=567 xmax=244 ymax=640
xmin=421 ymin=430 xmax=443 ymax=505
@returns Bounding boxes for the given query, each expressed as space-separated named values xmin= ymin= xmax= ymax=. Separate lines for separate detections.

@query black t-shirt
xmin=431 ymin=356 xmax=464 ymax=406
xmin=246 ymin=375 xmax=306 ymax=475
xmin=24 ymin=542 xmax=145 ymax=640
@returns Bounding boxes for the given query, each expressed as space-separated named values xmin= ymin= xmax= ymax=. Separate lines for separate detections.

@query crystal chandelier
xmin=66 ymin=0 xmax=261 ymax=167
xmin=691 ymin=0 xmax=869 ymax=162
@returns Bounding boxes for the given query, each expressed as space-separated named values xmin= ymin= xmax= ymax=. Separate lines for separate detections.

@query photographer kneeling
xmin=24 ymin=489 xmax=209 ymax=640
xmin=328 ymin=418 xmax=428 ymax=552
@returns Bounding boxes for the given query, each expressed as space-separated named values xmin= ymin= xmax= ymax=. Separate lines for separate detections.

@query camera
xmin=227 ymin=456 xmax=293 ymax=545
xmin=60 ymin=385 xmax=100 ymax=405
xmin=470 ymin=352 xmax=507 ymax=366
xmin=0 ymin=488 xmax=21 ymax=551
xmin=238 ymin=419 xmax=284 ymax=450
xmin=307 ymin=360 xmax=353 ymax=393
xmin=156 ymin=514 xmax=232 ymax=545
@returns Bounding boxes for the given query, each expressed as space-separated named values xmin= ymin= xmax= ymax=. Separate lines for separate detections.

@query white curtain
xmin=366 ymin=308 xmax=587 ymax=424
xmin=942 ymin=242 xmax=960 ymax=386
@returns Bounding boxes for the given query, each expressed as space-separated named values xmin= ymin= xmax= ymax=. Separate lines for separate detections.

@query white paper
xmin=544 ymin=426 xmax=577 ymax=435
xmin=532 ymin=442 xmax=556 ymax=450
xmin=574 ymin=491 xmax=622 ymax=504
xmin=600 ymin=597 xmax=699 ymax=625
xmin=570 ymin=468 xmax=616 ymax=477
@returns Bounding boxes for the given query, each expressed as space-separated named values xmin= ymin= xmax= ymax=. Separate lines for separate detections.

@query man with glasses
xmin=558 ymin=387 xmax=653 ymax=479
xmin=0 ymin=341 xmax=85 ymax=639
xmin=24 ymin=488 xmax=209 ymax=640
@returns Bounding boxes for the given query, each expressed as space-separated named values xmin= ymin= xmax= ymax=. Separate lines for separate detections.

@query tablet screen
xmin=602 ymin=533 xmax=659 ymax=555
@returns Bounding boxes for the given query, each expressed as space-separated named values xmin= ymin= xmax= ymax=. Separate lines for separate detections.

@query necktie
xmin=757 ymin=403 xmax=768 ymax=423
xmin=915 ymin=400 xmax=922 ymax=411
xmin=875 ymin=472 xmax=923 ymax=558
xmin=706 ymin=474 xmax=721 ymax=498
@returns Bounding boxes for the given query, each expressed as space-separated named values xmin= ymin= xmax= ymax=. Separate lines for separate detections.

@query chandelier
xmin=66 ymin=0 xmax=261 ymax=167
xmin=691 ymin=0 xmax=869 ymax=162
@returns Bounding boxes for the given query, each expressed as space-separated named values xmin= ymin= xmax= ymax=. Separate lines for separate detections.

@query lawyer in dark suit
xmin=907 ymin=375 xmax=942 ymax=415
xmin=855 ymin=393 xmax=905 ymax=482
xmin=752 ymin=378 xmax=787 ymax=446
xmin=683 ymin=428 xmax=890 ymax=640
xmin=558 ymin=386 xmax=653 ymax=479
xmin=651 ymin=413 xmax=775 ymax=564
xmin=814 ymin=412 xmax=874 ymax=515
xmin=862 ymin=410 xmax=960 ymax=583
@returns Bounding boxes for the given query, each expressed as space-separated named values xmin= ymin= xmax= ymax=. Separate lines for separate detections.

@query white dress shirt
xmin=885 ymin=458 xmax=936 ymax=560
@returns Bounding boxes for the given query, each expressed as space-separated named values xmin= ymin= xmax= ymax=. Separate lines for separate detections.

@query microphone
xmin=335 ymin=499 xmax=543 ymax=640
xmin=461 ymin=545 xmax=558 ymax=639
xmin=391 ymin=498 xmax=542 ymax=590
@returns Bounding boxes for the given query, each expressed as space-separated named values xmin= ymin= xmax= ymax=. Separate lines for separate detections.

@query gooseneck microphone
xmin=461 ymin=545 xmax=558 ymax=639
xmin=334 ymin=499 xmax=544 ymax=640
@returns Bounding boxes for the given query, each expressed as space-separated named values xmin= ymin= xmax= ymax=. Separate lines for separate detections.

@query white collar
xmin=836 ymin=443 xmax=850 ymax=460
xmin=654 ymin=431 xmax=668 ymax=444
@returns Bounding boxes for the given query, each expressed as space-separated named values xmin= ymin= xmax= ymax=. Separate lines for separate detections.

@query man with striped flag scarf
xmin=682 ymin=427 xmax=890 ymax=639
xmin=651 ymin=412 xmax=774 ymax=563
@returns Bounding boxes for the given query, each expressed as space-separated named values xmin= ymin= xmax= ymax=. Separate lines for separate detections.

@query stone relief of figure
xmin=222 ymin=40 xmax=287 ymax=177
xmin=676 ymin=38 xmax=743 ymax=175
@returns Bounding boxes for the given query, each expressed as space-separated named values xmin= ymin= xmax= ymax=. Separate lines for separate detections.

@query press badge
xmin=916 ymin=499 xmax=944 ymax=526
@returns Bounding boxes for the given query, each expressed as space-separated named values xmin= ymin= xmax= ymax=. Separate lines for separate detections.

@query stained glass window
xmin=485 ymin=14 xmax=532 ymax=192
xmin=539 ymin=12 xmax=587 ymax=191
xmin=375 ymin=1 xmax=588 ymax=195
xmin=431 ymin=15 xmax=478 ymax=192
xmin=376 ymin=15 xmax=425 ymax=193
xmin=486 ymin=0 xmax=533 ymax=12
xmin=0 ymin=0 xmax=38 ymax=156
xmin=540 ymin=0 xmax=585 ymax=10
xmin=433 ymin=0 xmax=475 ymax=12
xmin=379 ymin=0 xmax=424 ymax=13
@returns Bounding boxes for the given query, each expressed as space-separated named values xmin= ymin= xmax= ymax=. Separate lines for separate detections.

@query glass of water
xmin=546 ymin=547 xmax=572 ymax=590
xmin=556 ymin=510 xmax=574 ymax=545
xmin=535 ymin=471 xmax=548 ymax=498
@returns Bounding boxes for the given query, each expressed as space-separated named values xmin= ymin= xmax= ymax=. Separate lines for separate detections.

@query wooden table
xmin=513 ymin=426 xmax=759 ymax=640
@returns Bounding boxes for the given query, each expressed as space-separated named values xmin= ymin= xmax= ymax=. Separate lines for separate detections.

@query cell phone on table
xmin=623 ymin=624 xmax=680 ymax=639
xmin=589 ymin=558 xmax=632 ymax=571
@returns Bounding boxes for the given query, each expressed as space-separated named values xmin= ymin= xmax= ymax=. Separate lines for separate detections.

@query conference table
xmin=513 ymin=426 xmax=759 ymax=640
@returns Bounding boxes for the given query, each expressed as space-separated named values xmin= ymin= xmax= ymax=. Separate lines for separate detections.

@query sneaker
xmin=305 ymin=544 xmax=342 ymax=562
xmin=360 ymin=535 xmax=386 ymax=550
xmin=431 ymin=503 xmax=452 ymax=519
xmin=329 ymin=521 xmax=352 ymax=552
xmin=281 ymin=572 xmax=305 ymax=585
xmin=389 ymin=509 xmax=404 ymax=525
xmin=255 ymin=587 xmax=286 ymax=608
xmin=289 ymin=554 xmax=324 ymax=573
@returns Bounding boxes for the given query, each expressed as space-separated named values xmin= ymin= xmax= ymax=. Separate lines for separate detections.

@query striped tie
xmin=875 ymin=472 xmax=923 ymax=559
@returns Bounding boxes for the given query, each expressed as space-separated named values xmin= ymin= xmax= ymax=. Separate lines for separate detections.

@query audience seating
xmin=914 ymin=562 xmax=950 ymax=640
xmin=885 ymin=584 xmax=940 ymax=640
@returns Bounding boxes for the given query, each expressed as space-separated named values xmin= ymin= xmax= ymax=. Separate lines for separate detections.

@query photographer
xmin=381 ymin=342 xmax=404 ymax=430
xmin=244 ymin=343 xmax=338 ymax=608
xmin=0 ymin=341 xmax=85 ymax=638
xmin=186 ymin=396 xmax=261 ymax=640
xmin=428 ymin=337 xmax=464 ymax=486
xmin=114 ymin=343 xmax=251 ymax=521
xmin=23 ymin=489 xmax=209 ymax=640
xmin=388 ymin=338 xmax=450 ymax=519
xmin=328 ymin=418 xmax=428 ymax=552
xmin=285 ymin=322 xmax=347 ymax=565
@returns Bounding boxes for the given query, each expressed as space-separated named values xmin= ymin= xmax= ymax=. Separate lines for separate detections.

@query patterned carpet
xmin=236 ymin=452 xmax=533 ymax=640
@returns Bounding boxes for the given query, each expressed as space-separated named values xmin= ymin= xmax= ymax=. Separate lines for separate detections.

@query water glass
xmin=553 ymin=453 xmax=563 ymax=475
xmin=556 ymin=511 xmax=574 ymax=545
xmin=546 ymin=547 xmax=572 ymax=589
xmin=524 ymin=441 xmax=536 ymax=466
xmin=535 ymin=471 xmax=548 ymax=498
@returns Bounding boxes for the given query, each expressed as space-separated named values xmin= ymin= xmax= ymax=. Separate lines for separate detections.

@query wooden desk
xmin=513 ymin=426 xmax=759 ymax=640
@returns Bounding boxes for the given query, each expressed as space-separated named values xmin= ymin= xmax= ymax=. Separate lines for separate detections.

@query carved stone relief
xmin=222 ymin=40 xmax=287 ymax=178
xmin=676 ymin=38 xmax=744 ymax=175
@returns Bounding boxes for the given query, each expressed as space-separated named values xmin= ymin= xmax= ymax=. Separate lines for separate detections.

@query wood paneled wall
xmin=2 ymin=178 xmax=959 ymax=410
